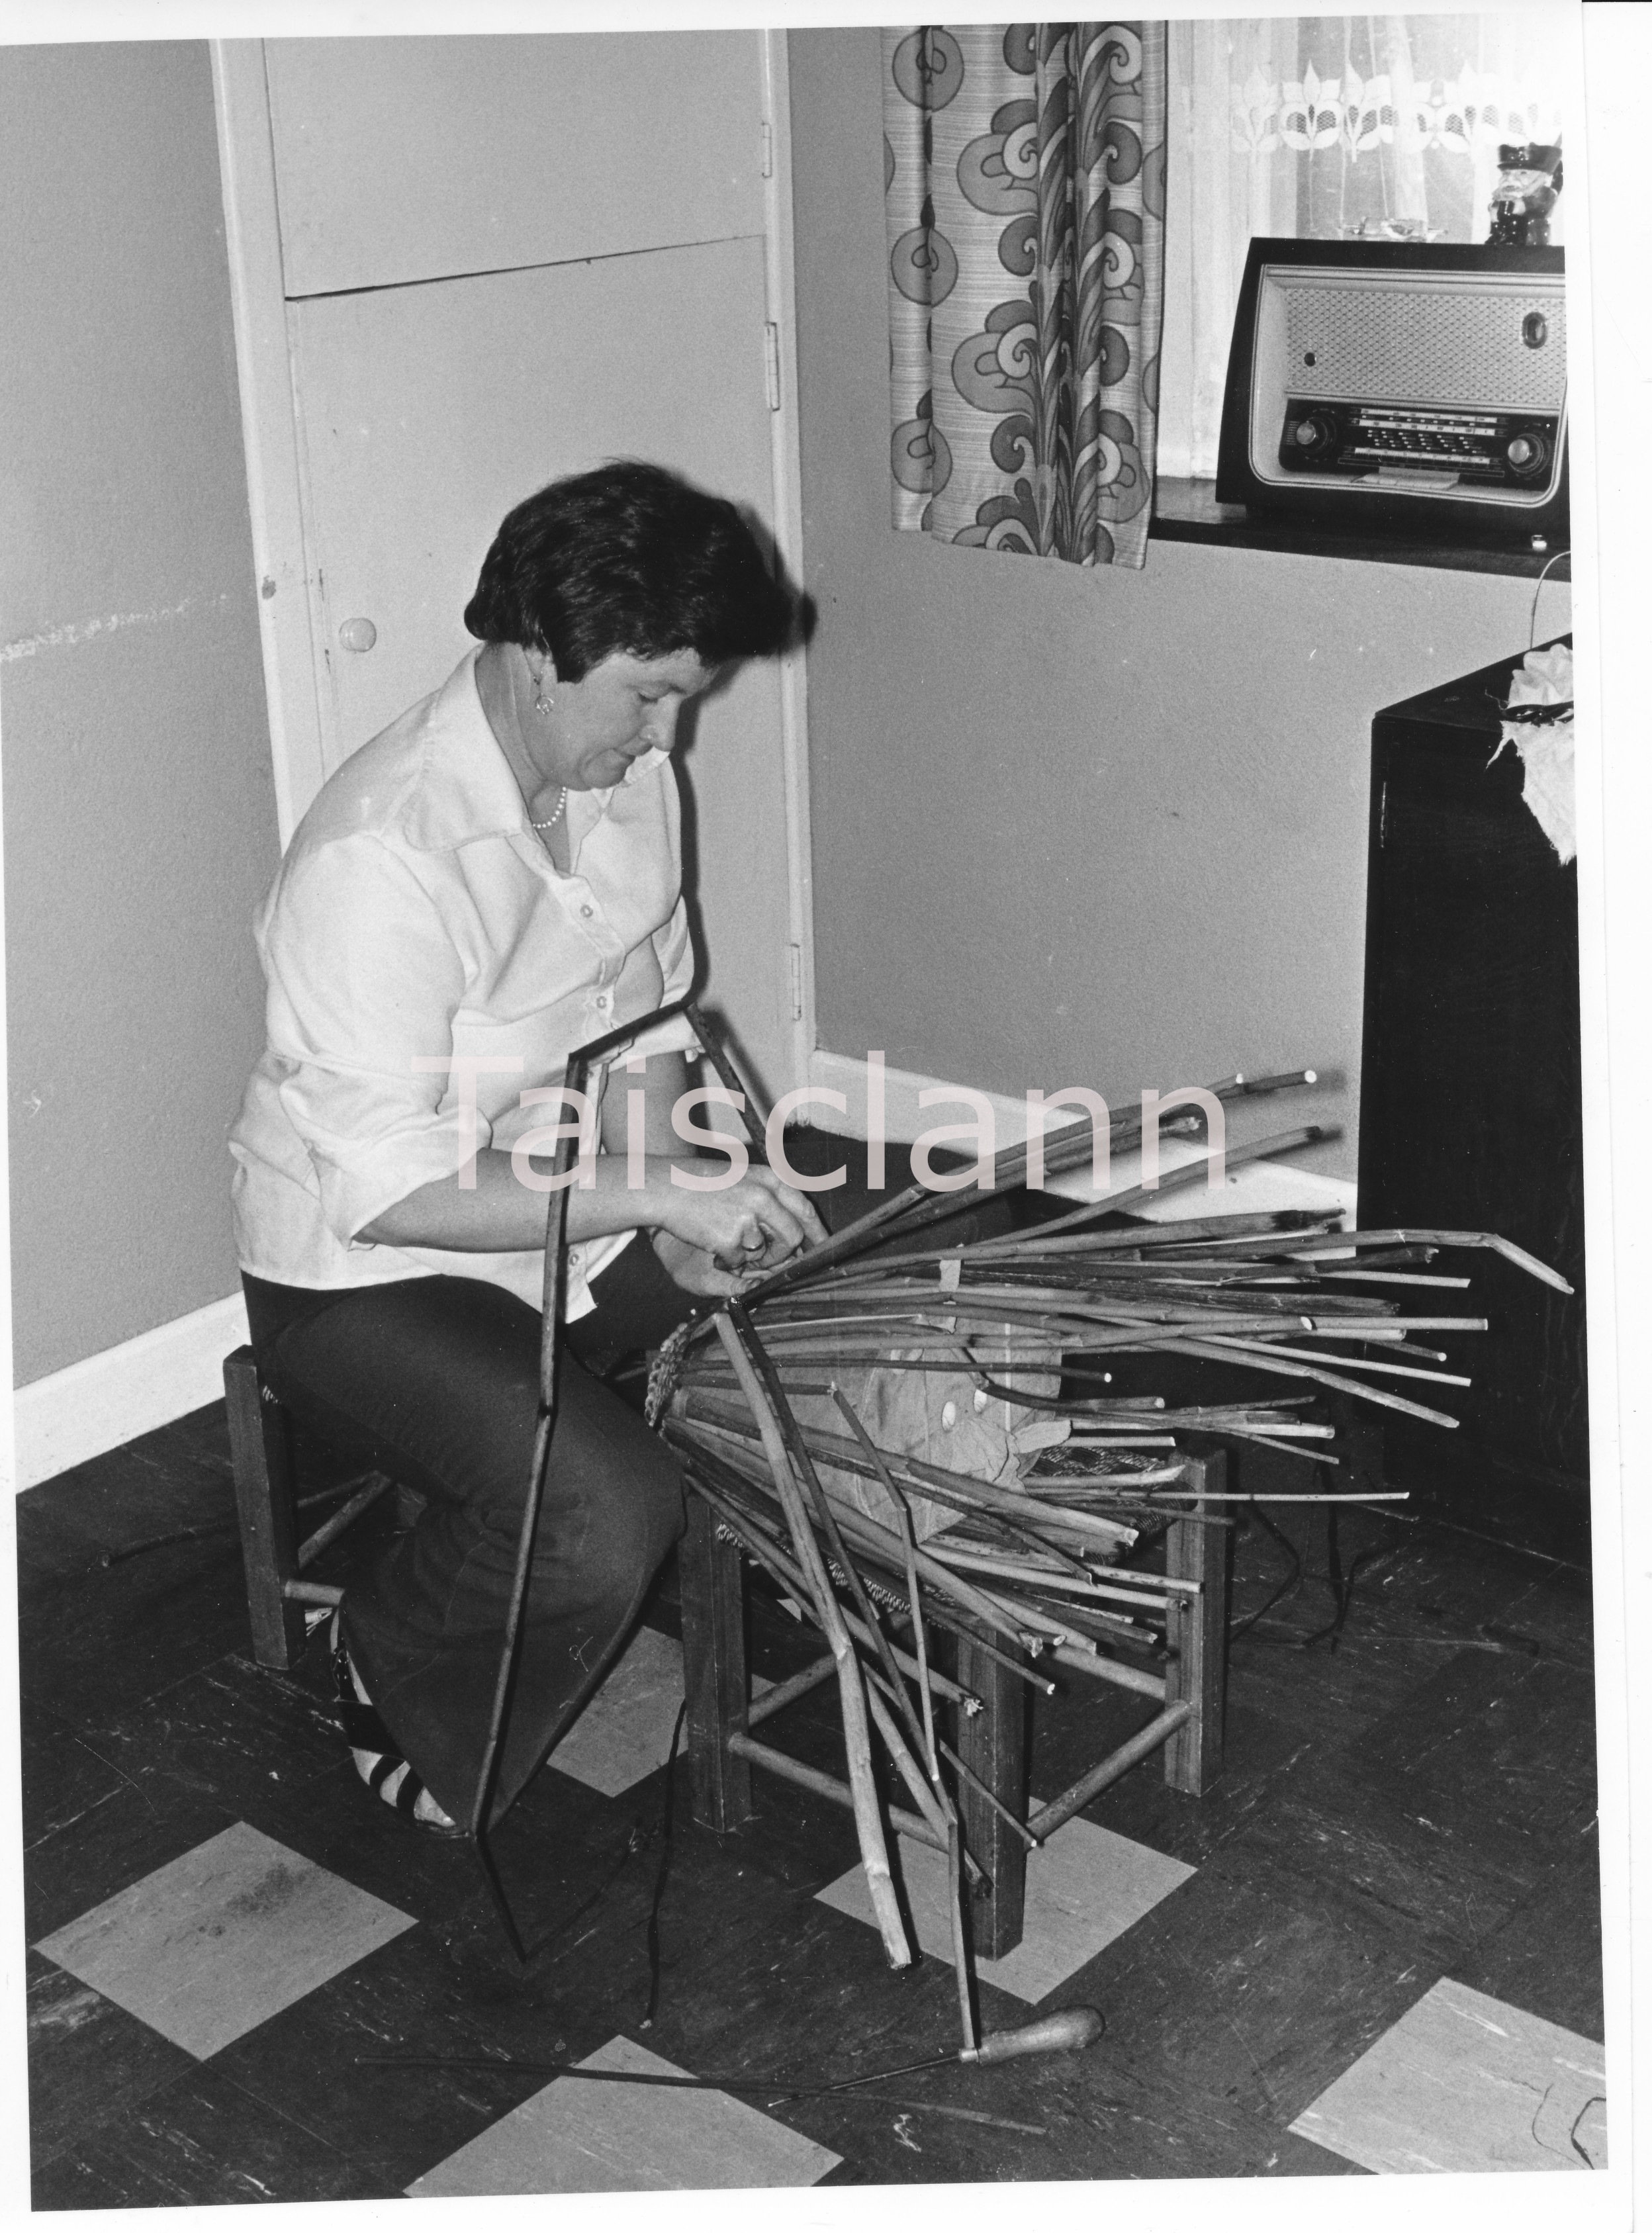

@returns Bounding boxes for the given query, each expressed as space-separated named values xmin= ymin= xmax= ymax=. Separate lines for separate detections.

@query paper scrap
xmin=1492 ymin=642 xmax=1576 ymax=864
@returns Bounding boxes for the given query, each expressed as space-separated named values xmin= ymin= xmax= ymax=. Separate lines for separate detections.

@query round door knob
xmin=339 ymin=617 xmax=378 ymax=653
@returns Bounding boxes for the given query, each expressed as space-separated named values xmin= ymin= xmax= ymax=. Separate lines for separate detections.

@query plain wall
xmin=1 ymin=43 xmax=279 ymax=1385
xmin=788 ymin=30 xmax=1571 ymax=1179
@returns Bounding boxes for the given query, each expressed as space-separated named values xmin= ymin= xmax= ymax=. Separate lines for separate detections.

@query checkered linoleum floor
xmin=19 ymin=1400 xmax=1606 ymax=2202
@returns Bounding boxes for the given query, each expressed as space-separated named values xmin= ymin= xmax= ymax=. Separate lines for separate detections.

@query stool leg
xmin=680 ymin=1495 xmax=752 ymax=1831
xmin=224 ymin=1347 xmax=307 ymax=1671
xmin=1164 ymin=1449 xmax=1229 ymax=1794
xmin=955 ymin=1631 xmax=1027 ymax=1959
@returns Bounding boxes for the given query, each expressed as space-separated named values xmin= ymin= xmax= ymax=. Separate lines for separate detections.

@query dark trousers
xmin=242 ymin=1240 xmax=692 ymax=1828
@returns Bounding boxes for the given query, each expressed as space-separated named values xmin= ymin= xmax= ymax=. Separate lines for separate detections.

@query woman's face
xmin=543 ymin=647 xmax=718 ymax=792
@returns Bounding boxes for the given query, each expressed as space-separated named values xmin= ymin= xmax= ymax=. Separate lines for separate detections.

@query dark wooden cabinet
xmin=1358 ymin=640 xmax=1588 ymax=1559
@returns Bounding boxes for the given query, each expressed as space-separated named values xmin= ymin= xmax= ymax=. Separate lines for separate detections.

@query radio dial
xmin=1504 ymin=431 xmax=1549 ymax=478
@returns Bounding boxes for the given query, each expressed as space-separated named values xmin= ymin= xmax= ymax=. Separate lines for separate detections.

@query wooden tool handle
xmin=962 ymin=2007 xmax=1104 ymax=2064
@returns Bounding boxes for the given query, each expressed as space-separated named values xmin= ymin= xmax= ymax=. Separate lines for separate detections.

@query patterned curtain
xmin=884 ymin=23 xmax=1168 ymax=570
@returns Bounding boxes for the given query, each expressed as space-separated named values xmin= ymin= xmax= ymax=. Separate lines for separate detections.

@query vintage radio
xmin=1216 ymin=240 xmax=1567 ymax=540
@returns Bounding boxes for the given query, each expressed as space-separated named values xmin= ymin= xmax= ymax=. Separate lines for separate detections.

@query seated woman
xmin=230 ymin=461 xmax=825 ymax=1835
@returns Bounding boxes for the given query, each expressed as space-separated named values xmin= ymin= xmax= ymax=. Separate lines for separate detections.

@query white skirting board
xmin=804 ymin=1048 xmax=1356 ymax=1223
xmin=7 ymin=1291 xmax=250 ymax=1494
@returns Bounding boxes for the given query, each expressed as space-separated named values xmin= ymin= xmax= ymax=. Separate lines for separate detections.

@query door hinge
xmin=787 ymin=942 xmax=805 ymax=1021
xmin=760 ymin=118 xmax=774 ymax=179
xmin=763 ymin=322 xmax=782 ymax=413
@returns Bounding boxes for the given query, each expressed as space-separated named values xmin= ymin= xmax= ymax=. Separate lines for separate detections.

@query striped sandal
xmin=330 ymin=1614 xmax=463 ymax=1837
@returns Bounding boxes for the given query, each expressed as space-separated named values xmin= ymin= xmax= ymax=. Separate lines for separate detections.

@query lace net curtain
xmin=1158 ymin=13 xmax=1568 ymax=478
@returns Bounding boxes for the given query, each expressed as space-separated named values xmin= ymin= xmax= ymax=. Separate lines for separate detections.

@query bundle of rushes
xmin=643 ymin=1066 xmax=1571 ymax=1980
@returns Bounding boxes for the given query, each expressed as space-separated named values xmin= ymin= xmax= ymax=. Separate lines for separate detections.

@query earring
xmin=533 ymin=673 xmax=555 ymax=718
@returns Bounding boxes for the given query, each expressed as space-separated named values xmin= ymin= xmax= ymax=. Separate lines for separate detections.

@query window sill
xmin=1150 ymin=477 xmax=1570 ymax=581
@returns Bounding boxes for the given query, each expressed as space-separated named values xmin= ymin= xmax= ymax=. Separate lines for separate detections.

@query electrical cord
xmin=1529 ymin=547 xmax=1571 ymax=646
xmin=477 ymin=1689 xmax=686 ymax=1991
xmin=1228 ymin=1494 xmax=1405 ymax=1653
xmin=1226 ymin=1498 xmax=1305 ymax=1642
xmin=529 ymin=1816 xmax=653 ymax=1950
xmin=1297 ymin=1502 xmax=1400 ymax=1653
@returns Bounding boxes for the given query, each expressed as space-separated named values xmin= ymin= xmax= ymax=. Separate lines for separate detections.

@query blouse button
xmin=596 ymin=993 xmax=610 ymax=1009
xmin=581 ymin=905 xmax=594 ymax=918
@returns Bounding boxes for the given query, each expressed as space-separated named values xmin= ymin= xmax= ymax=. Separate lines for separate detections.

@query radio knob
xmin=1504 ymin=432 xmax=1548 ymax=477
xmin=1292 ymin=411 xmax=1336 ymax=457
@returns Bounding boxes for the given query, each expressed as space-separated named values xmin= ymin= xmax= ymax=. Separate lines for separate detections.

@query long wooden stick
xmin=1194 ymin=1335 xmax=1473 ymax=1387
xmin=934 ymin=1733 xmax=1040 ymax=1851
xmin=1283 ymin=1227 xmax=1573 ymax=1293
xmin=735 ymin=1089 xmax=1179 ymax=1305
xmin=805 ymin=1485 xmax=1070 ymax=1654
xmin=832 ymin=1385 xmax=978 ymax=2049
xmin=926 ymin=1547 xmax=1173 ymax=1612
xmin=730 ymin=1306 xmax=936 ymax=1775
xmin=678 ymin=1459 xmax=972 ymax=1705
xmin=1044 ymin=1641 xmax=1169 ymax=1694
xmin=831 ymin=1390 xmax=942 ymax=1792
xmin=676 ymin=1392 xmax=1141 ymax=1548
xmin=685 ymin=999 xmax=775 ymax=1158
xmin=846 ymin=1093 xmax=1279 ymax=1261
xmin=676 ymin=1439 xmax=1054 ymax=1696
xmin=946 ymin=1818 xmax=977 ymax=2053
xmin=856 ymin=1655 xmax=1044 ymax=1850
xmin=863 ymin=1681 xmax=955 ymax=1853
xmin=470 ymin=1000 xmax=690 ymax=1910
xmin=672 ymin=1399 xmax=1142 ymax=1557
xmin=713 ymin=1336 xmax=984 ymax=1913
xmin=713 ymin=1314 xmax=911 ymax=1970
xmin=956 ymin=1207 xmax=1336 ymax=1265
xmin=745 ymin=1653 xmax=837 ymax=1727
xmin=1026 ymin=1702 xmax=1194 ymax=1841
xmin=954 ymin=1124 xmax=1330 ymax=1250
xmin=1160 ymin=1336 xmax=1462 ymax=1426
xmin=726 ymin=1733 xmax=946 ymax=1855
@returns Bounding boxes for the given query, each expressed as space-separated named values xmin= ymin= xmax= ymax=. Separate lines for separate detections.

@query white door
xmin=218 ymin=32 xmax=805 ymax=1100
xmin=263 ymin=31 xmax=768 ymax=296
xmin=288 ymin=240 xmax=794 ymax=1089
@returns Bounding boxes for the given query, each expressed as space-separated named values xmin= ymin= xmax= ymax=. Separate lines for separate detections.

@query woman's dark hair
xmin=464 ymin=460 xmax=796 ymax=681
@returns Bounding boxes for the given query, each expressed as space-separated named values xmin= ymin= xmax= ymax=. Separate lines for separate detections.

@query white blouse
xmin=230 ymin=648 xmax=698 ymax=1318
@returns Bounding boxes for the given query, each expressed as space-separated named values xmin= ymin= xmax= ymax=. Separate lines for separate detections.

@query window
xmin=1157 ymin=14 xmax=1567 ymax=479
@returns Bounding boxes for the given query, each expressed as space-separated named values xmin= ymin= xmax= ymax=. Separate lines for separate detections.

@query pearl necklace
xmin=530 ymin=787 xmax=569 ymax=833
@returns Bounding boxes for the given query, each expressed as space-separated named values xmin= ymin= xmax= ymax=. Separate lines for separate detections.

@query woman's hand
xmin=649 ymin=1230 xmax=748 ymax=1298
xmin=650 ymin=1164 xmax=827 ymax=1292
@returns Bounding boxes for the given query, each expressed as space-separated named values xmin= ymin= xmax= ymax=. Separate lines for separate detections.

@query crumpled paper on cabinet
xmin=1492 ymin=641 xmax=1575 ymax=864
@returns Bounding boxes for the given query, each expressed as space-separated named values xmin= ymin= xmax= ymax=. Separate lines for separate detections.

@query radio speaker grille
xmin=1283 ymin=282 xmax=1565 ymax=412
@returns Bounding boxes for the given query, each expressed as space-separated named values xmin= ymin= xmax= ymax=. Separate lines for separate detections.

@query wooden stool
xmin=222 ymin=1345 xmax=398 ymax=1670
xmin=679 ymin=1449 xmax=1230 ymax=1958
